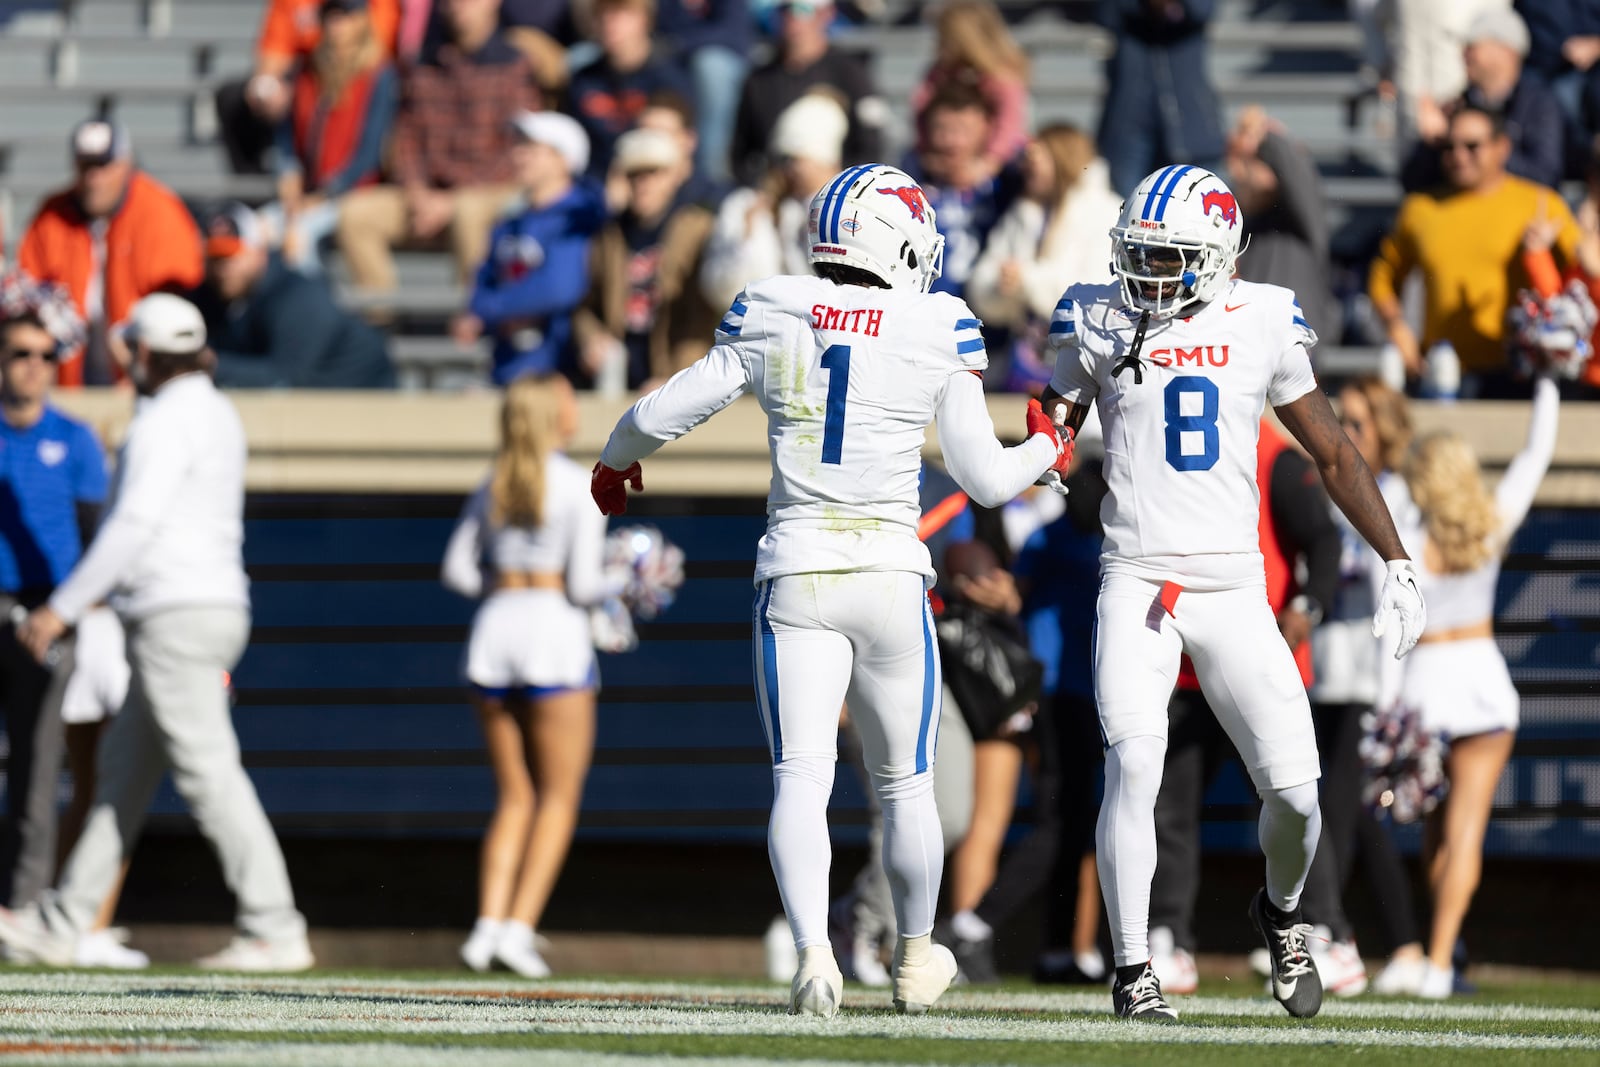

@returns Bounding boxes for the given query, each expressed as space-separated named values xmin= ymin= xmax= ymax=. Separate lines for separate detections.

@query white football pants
xmin=1093 ymin=573 xmax=1322 ymax=966
xmin=754 ymin=571 xmax=945 ymax=954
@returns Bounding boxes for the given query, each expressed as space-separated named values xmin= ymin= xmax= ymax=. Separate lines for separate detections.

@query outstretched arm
xmin=1275 ymin=387 xmax=1407 ymax=563
xmin=597 ymin=341 xmax=749 ymax=472
xmin=936 ymin=371 xmax=1058 ymax=507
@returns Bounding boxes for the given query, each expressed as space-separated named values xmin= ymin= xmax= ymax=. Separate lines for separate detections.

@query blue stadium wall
xmin=135 ymin=494 xmax=1599 ymax=860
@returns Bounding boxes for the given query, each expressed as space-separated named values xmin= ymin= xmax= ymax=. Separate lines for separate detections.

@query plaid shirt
xmin=391 ymin=33 xmax=540 ymax=190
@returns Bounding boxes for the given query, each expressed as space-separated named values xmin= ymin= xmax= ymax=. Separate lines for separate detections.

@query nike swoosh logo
xmin=1274 ymin=977 xmax=1298 ymax=999
xmin=1225 ymin=303 xmax=1249 ymax=312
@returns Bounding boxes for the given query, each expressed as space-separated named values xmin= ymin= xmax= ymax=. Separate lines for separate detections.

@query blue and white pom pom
xmin=1359 ymin=704 xmax=1448 ymax=824
xmin=590 ymin=526 xmax=686 ymax=653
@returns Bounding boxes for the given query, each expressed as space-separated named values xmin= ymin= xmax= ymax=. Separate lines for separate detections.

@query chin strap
xmin=1112 ymin=309 xmax=1152 ymax=384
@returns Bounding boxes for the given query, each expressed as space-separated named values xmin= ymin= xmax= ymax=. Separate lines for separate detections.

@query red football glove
xmin=1025 ymin=398 xmax=1073 ymax=497
xmin=591 ymin=460 xmax=644 ymax=516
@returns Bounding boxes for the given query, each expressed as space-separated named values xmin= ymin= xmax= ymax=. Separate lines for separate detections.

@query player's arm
xmin=935 ymin=371 xmax=1058 ymax=508
xmin=1038 ymin=386 xmax=1092 ymax=438
xmin=1275 ymin=386 xmax=1424 ymax=656
xmin=1039 ymin=287 xmax=1096 ymax=437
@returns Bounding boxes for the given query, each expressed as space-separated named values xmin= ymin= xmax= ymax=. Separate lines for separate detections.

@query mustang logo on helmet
xmin=1201 ymin=189 xmax=1239 ymax=229
xmin=877 ymin=185 xmax=928 ymax=223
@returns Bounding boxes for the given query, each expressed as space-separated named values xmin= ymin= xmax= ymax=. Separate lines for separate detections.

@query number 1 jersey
xmin=1048 ymin=278 xmax=1319 ymax=588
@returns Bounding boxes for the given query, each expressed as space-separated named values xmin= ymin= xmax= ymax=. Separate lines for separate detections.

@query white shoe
xmin=1307 ymin=926 xmax=1368 ymax=997
xmin=0 ymin=905 xmax=73 ymax=966
xmin=828 ymin=900 xmax=890 ymax=988
xmin=494 ymin=922 xmax=551 ymax=978
xmin=1418 ymin=961 xmax=1454 ymax=999
xmin=790 ymin=946 xmax=844 ymax=1018
xmin=1074 ymin=947 xmax=1106 ymax=982
xmin=892 ymin=935 xmax=958 ymax=1015
xmin=1148 ymin=928 xmax=1198 ymax=995
xmin=460 ymin=919 xmax=502 ymax=973
xmin=764 ymin=915 xmax=799 ymax=983
xmin=1372 ymin=955 xmax=1427 ymax=996
xmin=1249 ymin=947 xmax=1272 ymax=978
xmin=73 ymin=928 xmax=149 ymax=970
xmin=196 ymin=934 xmax=314 ymax=972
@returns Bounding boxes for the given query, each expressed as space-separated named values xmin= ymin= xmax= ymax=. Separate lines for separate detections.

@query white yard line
xmin=0 ymin=1042 xmax=907 ymax=1067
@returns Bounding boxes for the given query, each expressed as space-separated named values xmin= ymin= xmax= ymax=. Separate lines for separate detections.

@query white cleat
xmin=892 ymin=935 xmax=958 ymax=1015
xmin=73 ymin=928 xmax=149 ymax=970
xmin=1372 ymin=955 xmax=1428 ymax=996
xmin=460 ymin=919 xmax=502 ymax=973
xmin=1418 ymin=961 xmax=1454 ymax=1000
xmin=789 ymin=946 xmax=844 ymax=1018
xmin=196 ymin=934 xmax=314 ymax=972
xmin=494 ymin=923 xmax=552 ymax=979
xmin=1149 ymin=927 xmax=1198 ymax=995
xmin=1308 ymin=926 xmax=1369 ymax=997
xmin=0 ymin=905 xmax=74 ymax=966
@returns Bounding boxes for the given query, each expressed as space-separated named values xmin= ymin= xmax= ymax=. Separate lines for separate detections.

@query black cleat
xmin=1111 ymin=962 xmax=1180 ymax=1023
xmin=1248 ymin=888 xmax=1323 ymax=1018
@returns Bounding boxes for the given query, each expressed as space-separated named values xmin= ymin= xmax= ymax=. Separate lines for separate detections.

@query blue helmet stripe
xmin=827 ymin=164 xmax=874 ymax=242
xmin=1141 ymin=165 xmax=1177 ymax=219
xmin=815 ymin=170 xmax=853 ymax=245
xmin=1152 ymin=165 xmax=1195 ymax=222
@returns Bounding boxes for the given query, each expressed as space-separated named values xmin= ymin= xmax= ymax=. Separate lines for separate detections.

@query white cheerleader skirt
xmin=464 ymin=589 xmax=598 ymax=696
xmin=60 ymin=607 xmax=131 ymax=726
xmin=1398 ymin=637 xmax=1519 ymax=740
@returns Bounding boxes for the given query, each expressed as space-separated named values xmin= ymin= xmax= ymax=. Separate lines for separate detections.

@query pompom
xmin=1508 ymin=280 xmax=1597 ymax=381
xmin=0 ymin=270 xmax=85 ymax=356
xmin=1359 ymin=704 xmax=1448 ymax=824
xmin=589 ymin=526 xmax=686 ymax=653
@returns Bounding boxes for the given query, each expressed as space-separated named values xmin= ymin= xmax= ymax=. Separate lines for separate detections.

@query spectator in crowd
xmin=1381 ymin=369 xmax=1561 ymax=997
xmin=912 ymin=1 xmax=1030 ymax=180
xmin=216 ymin=0 xmax=400 ymax=175
xmin=1400 ymin=10 xmax=1567 ymax=193
xmin=1392 ymin=0 xmax=1508 ymax=149
xmin=336 ymin=0 xmax=541 ymax=296
xmin=730 ymin=0 xmax=886 ymax=186
xmin=0 ymin=275 xmax=103 ymax=921
xmin=3 ymin=294 xmax=314 ymax=973
xmin=1146 ymin=420 xmax=1342 ymax=996
xmin=631 ymin=90 xmax=728 ymax=210
xmin=266 ymin=0 xmax=400 ymax=276
xmin=573 ymin=128 xmax=718 ymax=391
xmin=1368 ymin=104 xmax=1580 ymax=396
xmin=907 ymin=82 xmax=1021 ymax=301
xmin=18 ymin=120 xmax=204 ymax=386
xmin=190 ymin=205 xmax=396 ymax=389
xmin=456 ymin=112 xmax=606 ymax=386
xmin=701 ymin=91 xmax=849 ymax=312
xmin=406 ymin=0 xmax=581 ymax=85
xmin=568 ymin=0 xmax=696 ymax=181
xmin=967 ymin=123 xmax=1122 ymax=391
xmin=55 ymin=604 xmax=145 ymax=969
xmin=1514 ymin=0 xmax=1600 ymax=152
xmin=1570 ymin=136 xmax=1600 ymax=393
xmin=657 ymin=0 xmax=753 ymax=182
xmin=1225 ymin=106 xmax=1341 ymax=344
xmin=442 ymin=374 xmax=607 ymax=978
xmin=1094 ymin=0 xmax=1225 ymax=196
xmin=1313 ymin=377 xmax=1429 ymax=996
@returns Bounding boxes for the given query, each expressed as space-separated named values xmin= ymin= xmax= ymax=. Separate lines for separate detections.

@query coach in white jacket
xmin=0 ymin=293 xmax=311 ymax=971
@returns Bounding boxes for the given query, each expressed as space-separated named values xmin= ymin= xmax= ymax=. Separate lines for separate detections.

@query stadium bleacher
xmin=0 ymin=0 xmax=1399 ymax=388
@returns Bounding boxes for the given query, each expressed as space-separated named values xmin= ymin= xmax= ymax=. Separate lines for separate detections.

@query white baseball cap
xmin=613 ymin=127 xmax=681 ymax=174
xmin=509 ymin=110 xmax=591 ymax=176
xmin=1465 ymin=9 xmax=1530 ymax=56
xmin=770 ymin=93 xmax=849 ymax=166
xmin=121 ymin=293 xmax=207 ymax=355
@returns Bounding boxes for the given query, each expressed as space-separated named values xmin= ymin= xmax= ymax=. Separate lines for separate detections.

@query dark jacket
xmin=1516 ymin=0 xmax=1600 ymax=79
xmin=731 ymin=46 xmax=883 ymax=186
xmin=568 ymin=49 xmax=697 ymax=178
xmin=469 ymin=182 xmax=607 ymax=385
xmin=196 ymin=255 xmax=395 ymax=388
xmin=1400 ymin=71 xmax=1569 ymax=193
xmin=1095 ymin=0 xmax=1225 ymax=181
xmin=1236 ymin=131 xmax=1340 ymax=344
xmin=657 ymin=0 xmax=751 ymax=57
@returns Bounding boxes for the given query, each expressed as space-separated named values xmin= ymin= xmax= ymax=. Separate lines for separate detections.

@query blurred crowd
xmin=0 ymin=0 xmax=1598 ymax=396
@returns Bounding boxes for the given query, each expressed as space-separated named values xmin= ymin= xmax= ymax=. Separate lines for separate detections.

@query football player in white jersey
xmin=591 ymin=163 xmax=1073 ymax=1018
xmin=1038 ymin=165 xmax=1427 ymax=1022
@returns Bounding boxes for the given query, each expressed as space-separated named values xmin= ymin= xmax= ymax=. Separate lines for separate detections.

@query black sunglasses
xmin=1444 ymin=139 xmax=1485 ymax=154
xmin=5 ymin=346 xmax=58 ymax=363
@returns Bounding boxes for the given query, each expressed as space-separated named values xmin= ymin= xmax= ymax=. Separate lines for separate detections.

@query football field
xmin=1 ymin=969 xmax=1597 ymax=1066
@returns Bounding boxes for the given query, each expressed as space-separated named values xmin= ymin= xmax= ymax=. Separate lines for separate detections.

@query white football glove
xmin=1037 ymin=469 xmax=1069 ymax=497
xmin=1372 ymin=559 xmax=1426 ymax=659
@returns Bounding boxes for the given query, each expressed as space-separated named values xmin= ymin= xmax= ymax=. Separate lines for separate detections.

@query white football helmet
xmin=1109 ymin=165 xmax=1244 ymax=320
xmin=808 ymin=164 xmax=945 ymax=292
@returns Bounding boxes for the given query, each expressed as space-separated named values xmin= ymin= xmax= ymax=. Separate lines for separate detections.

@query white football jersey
xmin=1048 ymin=278 xmax=1319 ymax=588
xmin=599 ymin=273 xmax=1055 ymax=584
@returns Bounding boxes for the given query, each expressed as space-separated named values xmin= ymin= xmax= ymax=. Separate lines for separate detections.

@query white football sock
xmin=876 ymin=767 xmax=942 ymax=939
xmin=1259 ymin=780 xmax=1322 ymax=914
xmin=768 ymin=756 xmax=836 ymax=950
xmin=1096 ymin=734 xmax=1167 ymax=967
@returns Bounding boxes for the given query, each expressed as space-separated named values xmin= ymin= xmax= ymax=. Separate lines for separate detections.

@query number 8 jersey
xmin=1048 ymin=277 xmax=1319 ymax=589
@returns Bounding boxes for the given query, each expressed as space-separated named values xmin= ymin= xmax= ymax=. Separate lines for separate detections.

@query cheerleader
xmin=1381 ymin=373 xmax=1559 ymax=997
xmin=442 ymin=375 xmax=608 ymax=978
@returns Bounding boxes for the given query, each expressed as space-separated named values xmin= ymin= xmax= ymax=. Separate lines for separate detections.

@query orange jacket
xmin=18 ymin=171 xmax=205 ymax=386
xmin=257 ymin=0 xmax=400 ymax=68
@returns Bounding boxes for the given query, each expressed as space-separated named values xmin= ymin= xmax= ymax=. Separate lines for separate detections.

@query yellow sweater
xmin=1367 ymin=175 xmax=1580 ymax=374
